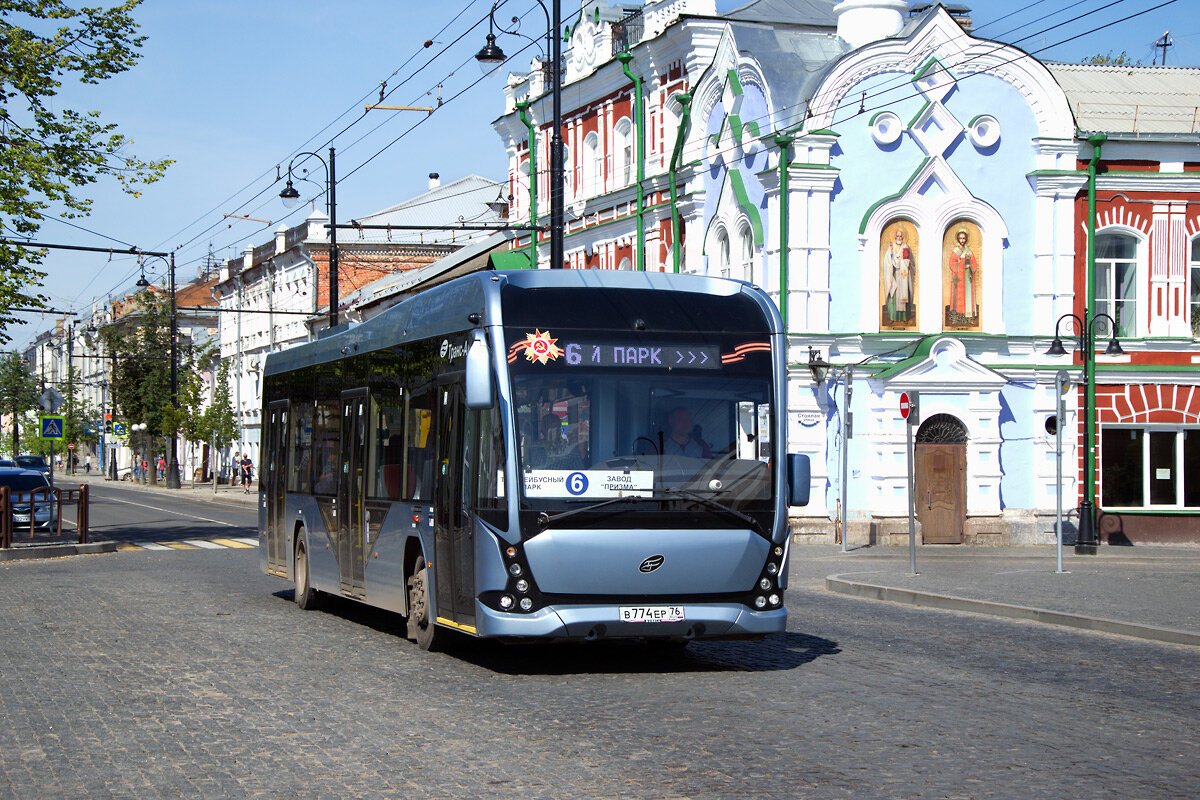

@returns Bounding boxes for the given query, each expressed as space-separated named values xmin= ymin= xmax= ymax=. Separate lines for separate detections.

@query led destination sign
xmin=562 ymin=341 xmax=721 ymax=370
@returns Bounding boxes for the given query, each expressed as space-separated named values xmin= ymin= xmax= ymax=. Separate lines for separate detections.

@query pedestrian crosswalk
xmin=116 ymin=537 xmax=258 ymax=552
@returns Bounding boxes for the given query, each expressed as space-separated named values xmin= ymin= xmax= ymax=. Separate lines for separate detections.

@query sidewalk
xmin=62 ymin=471 xmax=259 ymax=508
xmin=789 ymin=544 xmax=1200 ymax=647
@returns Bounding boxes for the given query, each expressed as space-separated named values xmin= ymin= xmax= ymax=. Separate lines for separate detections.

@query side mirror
xmin=786 ymin=453 xmax=810 ymax=507
xmin=465 ymin=331 xmax=494 ymax=409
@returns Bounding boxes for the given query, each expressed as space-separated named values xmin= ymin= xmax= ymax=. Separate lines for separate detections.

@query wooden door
xmin=916 ymin=444 xmax=965 ymax=544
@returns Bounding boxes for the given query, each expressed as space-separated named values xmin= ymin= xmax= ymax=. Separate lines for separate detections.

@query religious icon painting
xmin=942 ymin=220 xmax=982 ymax=331
xmin=880 ymin=218 xmax=918 ymax=330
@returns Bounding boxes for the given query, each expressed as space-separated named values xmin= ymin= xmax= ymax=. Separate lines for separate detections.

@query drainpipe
xmin=774 ymin=134 xmax=794 ymax=331
xmin=1079 ymin=132 xmax=1106 ymax=553
xmin=668 ymin=92 xmax=692 ymax=274
xmin=617 ymin=52 xmax=645 ymax=271
xmin=517 ymin=101 xmax=538 ymax=270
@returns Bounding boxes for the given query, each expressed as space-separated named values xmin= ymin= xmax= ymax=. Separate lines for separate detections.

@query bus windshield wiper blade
xmin=538 ymin=495 xmax=652 ymax=528
xmin=537 ymin=488 xmax=765 ymax=537
xmin=659 ymin=488 xmax=767 ymax=537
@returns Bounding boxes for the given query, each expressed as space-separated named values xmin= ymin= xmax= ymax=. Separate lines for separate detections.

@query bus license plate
xmin=619 ymin=605 xmax=684 ymax=623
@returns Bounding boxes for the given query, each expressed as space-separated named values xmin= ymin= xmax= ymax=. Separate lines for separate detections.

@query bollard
xmin=78 ymin=484 xmax=89 ymax=544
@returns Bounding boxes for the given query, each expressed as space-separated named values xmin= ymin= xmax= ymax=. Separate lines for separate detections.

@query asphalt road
xmin=79 ymin=482 xmax=257 ymax=544
xmin=0 ymin=539 xmax=1196 ymax=799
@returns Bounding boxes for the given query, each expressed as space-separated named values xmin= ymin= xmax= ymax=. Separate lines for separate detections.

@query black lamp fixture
xmin=279 ymin=180 xmax=301 ymax=209
xmin=808 ymin=346 xmax=831 ymax=383
xmin=475 ymin=31 xmax=506 ymax=71
xmin=135 ymin=261 xmax=151 ymax=288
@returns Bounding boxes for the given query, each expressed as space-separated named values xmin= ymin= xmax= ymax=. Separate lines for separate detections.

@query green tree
xmin=0 ymin=350 xmax=38 ymax=456
xmin=1082 ymin=51 xmax=1141 ymax=66
xmin=0 ymin=0 xmax=170 ymax=341
xmin=171 ymin=343 xmax=214 ymax=487
xmin=203 ymin=359 xmax=237 ymax=485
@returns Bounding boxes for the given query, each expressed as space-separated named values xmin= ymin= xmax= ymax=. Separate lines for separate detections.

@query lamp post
xmin=280 ymin=148 xmax=339 ymax=327
xmin=476 ymin=0 xmax=563 ymax=269
xmin=1046 ymin=309 xmax=1124 ymax=554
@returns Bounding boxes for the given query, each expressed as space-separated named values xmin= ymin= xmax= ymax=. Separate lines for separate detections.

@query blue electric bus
xmin=259 ymin=269 xmax=810 ymax=650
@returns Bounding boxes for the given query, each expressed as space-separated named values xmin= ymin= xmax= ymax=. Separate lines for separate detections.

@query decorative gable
xmin=870 ymin=336 xmax=1008 ymax=391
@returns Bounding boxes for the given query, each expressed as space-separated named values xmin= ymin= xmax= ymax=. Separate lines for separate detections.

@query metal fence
xmin=0 ymin=484 xmax=90 ymax=548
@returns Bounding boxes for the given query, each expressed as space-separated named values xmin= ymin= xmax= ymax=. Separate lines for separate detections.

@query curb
xmin=64 ymin=476 xmax=258 ymax=509
xmin=0 ymin=542 xmax=118 ymax=562
xmin=825 ymin=575 xmax=1200 ymax=648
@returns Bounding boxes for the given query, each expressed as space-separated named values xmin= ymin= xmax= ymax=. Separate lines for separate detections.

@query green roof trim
xmin=908 ymin=100 xmax=933 ymax=130
xmin=489 ymin=250 xmax=532 ymax=270
xmin=858 ymin=157 xmax=931 ymax=233
xmin=729 ymin=169 xmax=764 ymax=246
xmin=868 ymin=337 xmax=937 ymax=381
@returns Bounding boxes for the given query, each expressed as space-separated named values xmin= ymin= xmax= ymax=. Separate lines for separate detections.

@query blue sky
xmin=10 ymin=0 xmax=1195 ymax=348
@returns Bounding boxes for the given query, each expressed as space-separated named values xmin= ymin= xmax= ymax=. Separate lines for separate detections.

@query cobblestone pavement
xmin=0 ymin=547 xmax=1196 ymax=799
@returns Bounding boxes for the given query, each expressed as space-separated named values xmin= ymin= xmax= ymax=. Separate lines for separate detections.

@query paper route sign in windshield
xmin=524 ymin=469 xmax=654 ymax=498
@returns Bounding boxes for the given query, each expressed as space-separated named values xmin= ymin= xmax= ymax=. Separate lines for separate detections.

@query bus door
xmin=338 ymin=390 xmax=368 ymax=596
xmin=434 ymin=378 xmax=475 ymax=628
xmin=264 ymin=401 xmax=289 ymax=576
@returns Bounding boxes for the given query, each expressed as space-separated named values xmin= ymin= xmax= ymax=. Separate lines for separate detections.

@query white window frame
xmin=582 ymin=132 xmax=600 ymax=197
xmin=1189 ymin=234 xmax=1200 ymax=338
xmin=739 ymin=224 xmax=754 ymax=284
xmin=716 ymin=229 xmax=731 ymax=279
xmin=1095 ymin=228 xmax=1144 ymax=338
xmin=1100 ymin=424 xmax=1200 ymax=510
xmin=614 ymin=118 xmax=632 ymax=187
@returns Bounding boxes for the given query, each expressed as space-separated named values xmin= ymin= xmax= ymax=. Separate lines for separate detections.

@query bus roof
xmin=264 ymin=270 xmax=777 ymax=376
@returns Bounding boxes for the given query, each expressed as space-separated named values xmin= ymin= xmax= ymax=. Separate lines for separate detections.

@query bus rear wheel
xmin=294 ymin=538 xmax=320 ymax=610
xmin=406 ymin=563 xmax=442 ymax=652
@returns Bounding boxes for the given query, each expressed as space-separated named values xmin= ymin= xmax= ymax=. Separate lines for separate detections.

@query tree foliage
xmin=1081 ymin=51 xmax=1141 ymax=66
xmin=0 ymin=0 xmax=171 ymax=340
xmin=0 ymin=349 xmax=38 ymax=455
xmin=100 ymin=289 xmax=171 ymax=435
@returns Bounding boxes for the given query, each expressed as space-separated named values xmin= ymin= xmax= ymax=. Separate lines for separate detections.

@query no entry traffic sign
xmin=899 ymin=392 xmax=911 ymax=419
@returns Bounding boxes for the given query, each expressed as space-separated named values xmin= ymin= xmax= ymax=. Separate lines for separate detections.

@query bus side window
xmin=288 ymin=401 xmax=313 ymax=494
xmin=406 ymin=387 xmax=436 ymax=502
xmin=475 ymin=406 xmax=508 ymax=529
xmin=312 ymin=401 xmax=339 ymax=495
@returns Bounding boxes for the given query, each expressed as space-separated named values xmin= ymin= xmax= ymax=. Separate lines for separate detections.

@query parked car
xmin=0 ymin=468 xmax=57 ymax=529
xmin=0 ymin=459 xmax=15 ymax=468
xmin=15 ymin=455 xmax=51 ymax=478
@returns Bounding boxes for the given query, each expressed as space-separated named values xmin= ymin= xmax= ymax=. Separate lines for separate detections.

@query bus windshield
xmin=508 ymin=330 xmax=775 ymax=529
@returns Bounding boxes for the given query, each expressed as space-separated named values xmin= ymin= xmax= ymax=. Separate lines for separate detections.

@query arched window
xmin=1096 ymin=231 xmax=1139 ymax=337
xmin=560 ymin=144 xmax=572 ymax=198
xmin=617 ymin=256 xmax=632 ymax=271
xmin=614 ymin=118 xmax=632 ymax=186
xmin=1190 ymin=236 xmax=1200 ymax=338
xmin=739 ymin=225 xmax=754 ymax=283
xmin=583 ymin=132 xmax=600 ymax=196
xmin=716 ymin=229 xmax=731 ymax=279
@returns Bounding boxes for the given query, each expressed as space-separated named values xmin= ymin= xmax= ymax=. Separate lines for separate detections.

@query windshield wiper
xmin=537 ymin=487 xmax=766 ymax=537
xmin=658 ymin=487 xmax=767 ymax=537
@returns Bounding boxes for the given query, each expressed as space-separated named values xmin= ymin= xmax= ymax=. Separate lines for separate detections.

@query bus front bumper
xmin=474 ymin=601 xmax=786 ymax=641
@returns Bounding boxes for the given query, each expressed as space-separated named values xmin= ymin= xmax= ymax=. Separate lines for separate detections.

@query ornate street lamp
xmin=280 ymin=148 xmax=339 ymax=327
xmin=1046 ymin=309 xmax=1125 ymax=554
xmin=477 ymin=0 xmax=563 ymax=269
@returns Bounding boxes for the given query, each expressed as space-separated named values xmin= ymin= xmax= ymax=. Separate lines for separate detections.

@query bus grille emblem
xmin=639 ymin=555 xmax=665 ymax=573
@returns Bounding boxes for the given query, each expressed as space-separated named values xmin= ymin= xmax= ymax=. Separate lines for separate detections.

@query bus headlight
xmin=765 ymin=562 xmax=778 ymax=575
xmin=499 ymin=595 xmax=514 ymax=610
xmin=508 ymin=563 xmax=523 ymax=577
xmin=759 ymin=577 xmax=772 ymax=591
xmin=519 ymin=597 xmax=533 ymax=611
xmin=768 ymin=593 xmax=781 ymax=607
xmin=515 ymin=579 xmax=529 ymax=593
xmin=754 ymin=596 xmax=767 ymax=609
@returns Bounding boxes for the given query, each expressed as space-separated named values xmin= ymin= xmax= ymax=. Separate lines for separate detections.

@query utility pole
xmin=166 ymin=251 xmax=181 ymax=488
xmin=1154 ymin=31 xmax=1172 ymax=65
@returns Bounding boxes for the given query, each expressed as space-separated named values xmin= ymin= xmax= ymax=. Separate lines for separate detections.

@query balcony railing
xmin=611 ymin=8 xmax=643 ymax=57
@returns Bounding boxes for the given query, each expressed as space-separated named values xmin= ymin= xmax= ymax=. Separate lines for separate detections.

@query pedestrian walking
xmin=85 ymin=455 xmax=92 ymax=474
xmin=156 ymin=455 xmax=166 ymax=480
xmin=240 ymin=454 xmax=254 ymax=493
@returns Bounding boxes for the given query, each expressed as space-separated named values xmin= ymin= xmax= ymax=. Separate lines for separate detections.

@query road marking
xmin=102 ymin=495 xmax=245 ymax=528
xmin=162 ymin=542 xmax=199 ymax=550
xmin=211 ymin=537 xmax=255 ymax=549
xmin=185 ymin=539 xmax=227 ymax=549
xmin=138 ymin=543 xmax=173 ymax=551
xmin=232 ymin=537 xmax=259 ymax=546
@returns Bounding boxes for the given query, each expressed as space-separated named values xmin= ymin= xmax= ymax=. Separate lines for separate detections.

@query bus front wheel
xmin=406 ymin=562 xmax=442 ymax=652
xmin=294 ymin=537 xmax=321 ymax=610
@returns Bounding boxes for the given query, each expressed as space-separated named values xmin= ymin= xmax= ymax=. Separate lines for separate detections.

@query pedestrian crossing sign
xmin=40 ymin=415 xmax=65 ymax=440
xmin=113 ymin=422 xmax=128 ymax=438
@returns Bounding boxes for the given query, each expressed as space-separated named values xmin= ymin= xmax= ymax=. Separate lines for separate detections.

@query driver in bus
xmin=662 ymin=406 xmax=712 ymax=459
